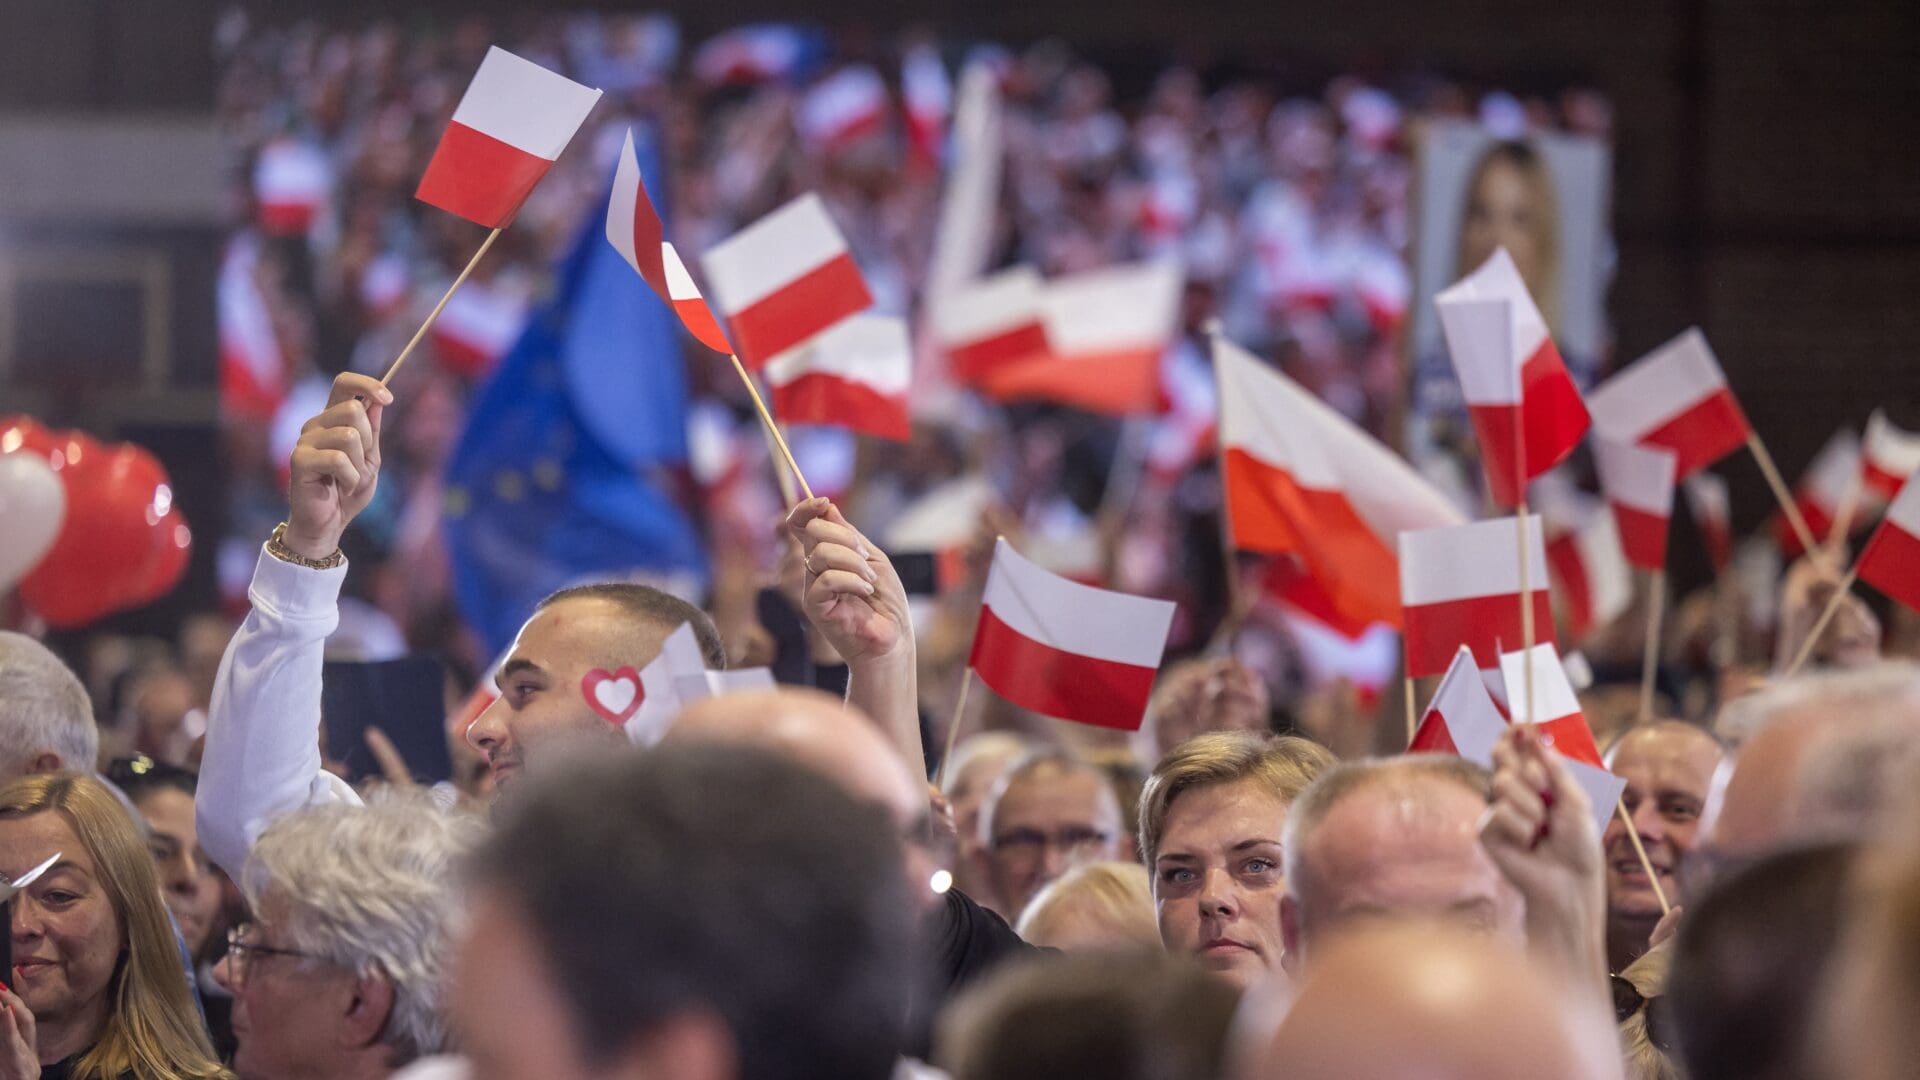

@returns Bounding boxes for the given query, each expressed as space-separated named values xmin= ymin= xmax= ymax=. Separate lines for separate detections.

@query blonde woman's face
xmin=1462 ymin=157 xmax=1544 ymax=287
xmin=1 ymin=811 xmax=122 ymax=1032
xmin=1151 ymin=779 xmax=1291 ymax=990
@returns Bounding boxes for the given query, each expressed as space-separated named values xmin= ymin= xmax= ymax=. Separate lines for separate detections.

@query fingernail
xmin=858 ymin=545 xmax=871 ymax=560
xmin=862 ymin=580 xmax=876 ymax=595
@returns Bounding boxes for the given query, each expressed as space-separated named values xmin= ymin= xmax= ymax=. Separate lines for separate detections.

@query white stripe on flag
xmin=1434 ymin=248 xmax=1551 ymax=405
xmin=1434 ymin=296 xmax=1517 ymax=404
xmin=662 ymin=245 xmax=704 ymax=302
xmin=764 ymin=314 xmax=912 ymax=393
xmin=981 ymin=539 xmax=1175 ymax=668
xmin=1594 ymin=437 xmax=1678 ymax=516
xmin=1399 ymin=515 xmax=1548 ymax=606
xmin=1886 ymin=474 xmax=1920 ymax=537
xmin=1041 ymin=261 xmax=1182 ymax=355
xmin=932 ymin=266 xmax=1044 ymax=344
xmin=1587 ymin=328 xmax=1727 ymax=440
xmin=452 ymin=47 xmax=603 ymax=160
xmin=1866 ymin=411 xmax=1920 ymax=481
xmin=1499 ymin=643 xmax=1581 ymax=725
xmin=1428 ymin=645 xmax=1508 ymax=762
xmin=702 ymin=193 xmax=851 ymax=314
xmin=1804 ymin=430 xmax=1863 ymax=509
xmin=1683 ymin=473 xmax=1729 ymax=527
xmin=606 ymin=130 xmax=644 ymax=270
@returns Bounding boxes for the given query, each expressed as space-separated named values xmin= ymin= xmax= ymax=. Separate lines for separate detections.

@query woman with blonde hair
xmin=0 ymin=772 xmax=230 ymax=1080
xmin=1015 ymin=862 xmax=1159 ymax=952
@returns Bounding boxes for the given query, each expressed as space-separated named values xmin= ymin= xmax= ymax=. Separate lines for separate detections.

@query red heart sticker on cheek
xmin=582 ymin=667 xmax=644 ymax=725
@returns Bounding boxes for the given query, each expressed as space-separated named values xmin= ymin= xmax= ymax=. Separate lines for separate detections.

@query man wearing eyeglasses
xmin=974 ymin=749 xmax=1130 ymax=921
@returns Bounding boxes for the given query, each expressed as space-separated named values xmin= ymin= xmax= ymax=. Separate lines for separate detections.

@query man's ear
xmin=615 ymin=1009 xmax=738 ymax=1080
xmin=342 ymin=971 xmax=397 ymax=1051
xmin=1279 ymin=893 xmax=1305 ymax=976
xmin=27 ymin=753 xmax=63 ymax=776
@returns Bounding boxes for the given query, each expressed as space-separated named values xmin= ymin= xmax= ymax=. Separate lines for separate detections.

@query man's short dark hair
xmin=1666 ymin=841 xmax=1858 ymax=1080
xmin=472 ymin=741 xmax=913 ymax=1079
xmin=537 ymin=583 xmax=727 ymax=668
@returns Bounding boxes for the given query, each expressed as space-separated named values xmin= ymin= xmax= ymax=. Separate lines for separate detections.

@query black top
xmin=907 ymin=887 xmax=1034 ymax=1055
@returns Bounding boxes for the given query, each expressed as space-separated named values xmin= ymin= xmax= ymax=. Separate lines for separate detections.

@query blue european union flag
xmin=444 ymin=136 xmax=706 ymax=655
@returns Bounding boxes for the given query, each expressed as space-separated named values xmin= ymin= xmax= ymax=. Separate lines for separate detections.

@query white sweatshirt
xmin=197 ymin=546 xmax=362 ymax=878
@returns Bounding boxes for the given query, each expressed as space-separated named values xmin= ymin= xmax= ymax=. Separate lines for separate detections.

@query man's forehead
xmin=512 ymin=597 xmax=667 ymax=664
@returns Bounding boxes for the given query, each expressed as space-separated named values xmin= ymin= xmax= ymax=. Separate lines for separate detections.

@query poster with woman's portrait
xmin=1406 ymin=119 xmax=1613 ymax=508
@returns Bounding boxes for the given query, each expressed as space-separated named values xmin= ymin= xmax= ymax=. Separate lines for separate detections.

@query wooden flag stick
xmin=759 ymin=420 xmax=801 ymax=508
xmin=1639 ymin=569 xmax=1667 ymax=724
xmin=1748 ymin=432 xmax=1819 ymax=556
xmin=932 ymin=667 xmax=977 ymax=791
xmin=1404 ymin=673 xmax=1418 ymax=747
xmin=728 ymin=353 xmax=814 ymax=503
xmin=1783 ymin=563 xmax=1862 ymax=677
xmin=1516 ymin=501 xmax=1538 ymax=725
xmin=1615 ymin=798 xmax=1672 ymax=915
xmin=381 ymin=227 xmax=503 ymax=387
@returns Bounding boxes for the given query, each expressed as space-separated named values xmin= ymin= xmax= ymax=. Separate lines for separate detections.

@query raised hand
xmin=0 ymin=981 xmax=39 ymax=1080
xmin=285 ymin=373 xmax=393 ymax=561
xmin=1480 ymin=726 xmax=1608 ymax=986
xmin=785 ymin=498 xmax=911 ymax=665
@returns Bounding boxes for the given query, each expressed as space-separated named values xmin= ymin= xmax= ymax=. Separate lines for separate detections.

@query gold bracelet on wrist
xmin=267 ymin=522 xmax=346 ymax=570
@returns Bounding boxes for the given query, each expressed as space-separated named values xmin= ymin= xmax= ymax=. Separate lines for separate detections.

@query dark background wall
xmin=3 ymin=0 xmax=1916 ymax=604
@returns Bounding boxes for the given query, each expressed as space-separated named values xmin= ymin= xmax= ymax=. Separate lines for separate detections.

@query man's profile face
xmin=1604 ymin=726 xmax=1721 ymax=918
xmin=466 ymin=597 xmax=663 ymax=790
xmin=1285 ymin=780 xmax=1524 ymax=965
xmin=981 ymin=765 xmax=1126 ymax=919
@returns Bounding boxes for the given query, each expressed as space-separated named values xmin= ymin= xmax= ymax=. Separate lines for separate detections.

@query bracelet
xmin=267 ymin=522 xmax=346 ymax=570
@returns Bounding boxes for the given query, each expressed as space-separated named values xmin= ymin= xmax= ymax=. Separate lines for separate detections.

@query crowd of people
xmin=4 ymin=9 xmax=1917 ymax=1080
xmin=3 ymin=365 xmax=1920 ymax=1079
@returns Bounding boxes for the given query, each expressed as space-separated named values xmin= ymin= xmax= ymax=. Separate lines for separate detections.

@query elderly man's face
xmin=216 ymin=894 xmax=367 ymax=1080
xmin=981 ymin=765 xmax=1126 ymax=920
xmin=1604 ymin=725 xmax=1722 ymax=919
xmin=1282 ymin=780 xmax=1524 ymax=966
xmin=466 ymin=597 xmax=656 ymax=792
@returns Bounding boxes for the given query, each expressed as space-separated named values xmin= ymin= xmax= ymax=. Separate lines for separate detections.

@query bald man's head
xmin=1239 ymin=924 xmax=1615 ymax=1080
xmin=667 ymin=688 xmax=941 ymax=906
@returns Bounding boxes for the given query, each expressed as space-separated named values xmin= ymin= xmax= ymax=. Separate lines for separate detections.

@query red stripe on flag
xmin=1859 ymin=519 xmax=1920 ymax=614
xmin=946 ymin=321 xmax=1050 ymax=384
xmin=978 ymin=347 xmax=1165 ymax=416
xmin=1865 ymin=461 xmax=1908 ymax=502
xmin=1519 ymin=340 xmax=1590 ymax=481
xmin=1224 ymin=450 xmax=1403 ymax=629
xmin=726 ymin=253 xmax=872 ymax=368
xmin=1408 ymin=710 xmax=1461 ymax=755
xmin=968 ymin=605 xmax=1158 ymax=729
xmin=1466 ymin=401 xmax=1525 ymax=507
xmin=673 ymin=296 xmax=734 ymax=355
xmin=626 ymin=179 xmax=668 ymax=294
xmin=1611 ymin=501 xmax=1670 ymax=571
xmin=1638 ymin=387 xmax=1750 ymax=478
xmin=1403 ymin=590 xmax=1554 ymax=679
xmin=770 ymin=373 xmax=910 ymax=441
xmin=258 ymin=202 xmax=317 ymax=235
xmin=1546 ymin=533 xmax=1596 ymax=639
xmin=415 ymin=121 xmax=553 ymax=228
xmin=1777 ymin=498 xmax=1836 ymax=558
xmin=1537 ymin=714 xmax=1604 ymax=769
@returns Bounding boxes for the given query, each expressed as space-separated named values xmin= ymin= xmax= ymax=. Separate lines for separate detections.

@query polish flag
xmin=628 ymin=623 xmax=715 ymax=747
xmin=1862 ymin=411 xmax=1920 ymax=501
xmin=1218 ymin=336 xmax=1463 ymax=631
xmin=1586 ymin=328 xmax=1750 ymax=478
xmin=217 ymin=237 xmax=287 ymax=423
xmin=1593 ymin=437 xmax=1678 ymax=572
xmin=1409 ymin=646 xmax=1508 ymax=758
xmin=902 ymin=45 xmax=952 ymax=171
xmin=1543 ymin=497 xmax=1633 ymax=642
xmin=1777 ymin=430 xmax=1863 ymax=555
xmin=416 ymin=47 xmax=602 ymax=229
xmin=1857 ymin=472 xmax=1920 ymax=614
xmin=968 ymin=538 xmax=1176 ymax=730
xmin=253 ymin=137 xmax=332 ymax=236
xmin=796 ymin=66 xmax=889 ymax=152
xmin=979 ymin=261 xmax=1183 ymax=416
xmin=1399 ymin=515 xmax=1553 ymax=678
xmin=1683 ymin=474 xmax=1734 ymax=573
xmin=931 ymin=267 xmax=1050 ymax=384
xmin=430 ymin=280 xmax=527 ymax=379
xmin=1498 ymin=643 xmax=1626 ymax=835
xmin=765 ymin=313 xmax=912 ymax=441
xmin=606 ymin=129 xmax=733 ymax=354
xmin=693 ymin=24 xmax=814 ymax=86
xmin=1434 ymin=248 xmax=1589 ymax=506
xmin=700 ymin=193 xmax=873 ymax=369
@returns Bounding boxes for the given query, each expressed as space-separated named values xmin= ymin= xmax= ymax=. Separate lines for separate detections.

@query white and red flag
xmin=931 ymin=267 xmax=1050 ymax=384
xmin=1542 ymin=496 xmax=1633 ymax=642
xmin=968 ymin=539 xmax=1176 ymax=730
xmin=1217 ymin=337 xmax=1462 ymax=631
xmin=253 ymin=137 xmax=332 ymax=236
xmin=1777 ymin=430 xmax=1863 ymax=555
xmin=700 ymin=193 xmax=873 ymax=369
xmin=218 ymin=237 xmax=287 ymax=423
xmin=1498 ymin=643 xmax=1626 ymax=835
xmin=1593 ymin=437 xmax=1679 ymax=572
xmin=429 ymin=280 xmax=526 ymax=379
xmin=1409 ymin=645 xmax=1508 ymax=758
xmin=1683 ymin=474 xmax=1734 ymax=573
xmin=979 ymin=261 xmax=1182 ymax=416
xmin=1862 ymin=411 xmax=1920 ymax=501
xmin=796 ymin=66 xmax=889 ymax=152
xmin=1857 ymin=471 xmax=1920 ymax=614
xmin=1433 ymin=247 xmax=1589 ymax=506
xmin=1399 ymin=514 xmax=1554 ymax=678
xmin=416 ymin=47 xmax=602 ymax=229
xmin=901 ymin=45 xmax=952 ymax=171
xmin=606 ymin=129 xmax=734 ymax=355
xmin=1587 ymin=328 xmax=1750 ymax=478
xmin=765 ymin=313 xmax=912 ymax=441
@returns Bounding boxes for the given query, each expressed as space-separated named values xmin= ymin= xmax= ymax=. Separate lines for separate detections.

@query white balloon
xmin=0 ymin=452 xmax=66 ymax=591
